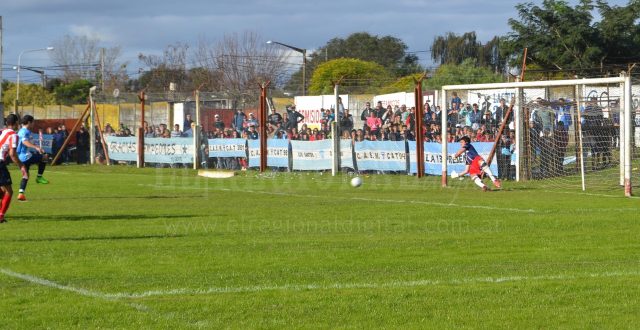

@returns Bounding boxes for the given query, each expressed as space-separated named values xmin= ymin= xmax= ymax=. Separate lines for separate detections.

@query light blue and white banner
xmin=291 ymin=140 xmax=332 ymax=170
xmin=340 ymin=140 xmax=354 ymax=169
xmin=40 ymin=134 xmax=54 ymax=154
xmin=408 ymin=142 xmax=498 ymax=175
xmin=106 ymin=136 xmax=138 ymax=162
xmin=268 ymin=139 xmax=290 ymax=168
xmin=208 ymin=138 xmax=247 ymax=157
xmin=247 ymin=139 xmax=290 ymax=168
xmin=354 ymin=140 xmax=407 ymax=171
xmin=106 ymin=136 xmax=194 ymax=163
xmin=248 ymin=139 xmax=260 ymax=167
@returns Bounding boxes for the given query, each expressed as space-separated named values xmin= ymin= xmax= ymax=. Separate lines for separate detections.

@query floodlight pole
xmin=266 ymin=40 xmax=306 ymax=96
xmin=15 ymin=46 xmax=54 ymax=114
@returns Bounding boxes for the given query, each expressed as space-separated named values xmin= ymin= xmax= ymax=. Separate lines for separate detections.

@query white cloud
xmin=69 ymin=25 xmax=115 ymax=43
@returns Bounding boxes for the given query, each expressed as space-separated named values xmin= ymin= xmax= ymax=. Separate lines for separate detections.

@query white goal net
xmin=440 ymin=75 xmax=635 ymax=196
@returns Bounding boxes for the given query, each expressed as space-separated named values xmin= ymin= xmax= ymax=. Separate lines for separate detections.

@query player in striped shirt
xmin=0 ymin=114 xmax=28 ymax=223
xmin=453 ymin=136 xmax=501 ymax=191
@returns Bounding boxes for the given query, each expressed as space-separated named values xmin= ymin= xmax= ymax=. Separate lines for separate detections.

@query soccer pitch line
xmin=0 ymin=269 xmax=148 ymax=312
xmin=141 ymin=184 xmax=538 ymax=214
xmin=2 ymin=267 xmax=639 ymax=300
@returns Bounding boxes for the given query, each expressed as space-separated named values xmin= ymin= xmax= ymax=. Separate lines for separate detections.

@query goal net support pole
xmin=576 ymin=85 xmax=586 ymax=191
xmin=623 ymin=73 xmax=633 ymax=196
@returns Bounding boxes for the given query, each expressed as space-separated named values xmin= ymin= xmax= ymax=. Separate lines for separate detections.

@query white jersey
xmin=0 ymin=129 xmax=18 ymax=162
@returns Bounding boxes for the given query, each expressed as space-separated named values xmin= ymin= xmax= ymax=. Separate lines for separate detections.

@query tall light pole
xmin=266 ymin=40 xmax=307 ymax=96
xmin=15 ymin=46 xmax=54 ymax=112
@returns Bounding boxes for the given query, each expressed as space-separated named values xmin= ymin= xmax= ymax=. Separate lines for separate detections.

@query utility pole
xmin=100 ymin=48 xmax=105 ymax=92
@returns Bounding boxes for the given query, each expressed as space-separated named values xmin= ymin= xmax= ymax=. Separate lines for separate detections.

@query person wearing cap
xmin=214 ymin=114 xmax=225 ymax=131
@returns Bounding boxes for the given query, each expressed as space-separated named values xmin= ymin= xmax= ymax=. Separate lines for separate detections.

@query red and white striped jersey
xmin=0 ymin=128 xmax=18 ymax=162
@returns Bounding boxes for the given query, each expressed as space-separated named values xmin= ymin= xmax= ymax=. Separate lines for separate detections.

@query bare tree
xmin=194 ymin=31 xmax=289 ymax=106
xmin=50 ymin=34 xmax=127 ymax=90
xmin=138 ymin=42 xmax=190 ymax=92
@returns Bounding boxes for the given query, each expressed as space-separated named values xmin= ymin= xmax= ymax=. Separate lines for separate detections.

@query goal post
xmin=440 ymin=75 xmax=633 ymax=196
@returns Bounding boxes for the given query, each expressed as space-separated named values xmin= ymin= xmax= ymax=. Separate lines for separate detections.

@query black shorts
xmin=0 ymin=162 xmax=12 ymax=186
xmin=23 ymin=153 xmax=44 ymax=167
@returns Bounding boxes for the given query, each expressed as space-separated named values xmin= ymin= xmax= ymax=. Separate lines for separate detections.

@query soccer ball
xmin=450 ymin=170 xmax=459 ymax=179
xmin=350 ymin=177 xmax=363 ymax=188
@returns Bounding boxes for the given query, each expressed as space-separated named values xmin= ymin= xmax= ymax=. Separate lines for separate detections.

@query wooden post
xmin=137 ymin=91 xmax=146 ymax=168
xmin=94 ymin=104 xmax=110 ymax=165
xmin=51 ymin=103 xmax=90 ymax=165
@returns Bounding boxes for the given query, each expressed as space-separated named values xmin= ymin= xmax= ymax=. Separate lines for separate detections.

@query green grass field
xmin=1 ymin=165 xmax=639 ymax=328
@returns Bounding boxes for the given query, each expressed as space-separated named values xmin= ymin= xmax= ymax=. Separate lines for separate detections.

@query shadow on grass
xmin=1 ymin=233 xmax=185 ymax=243
xmin=17 ymin=214 xmax=201 ymax=222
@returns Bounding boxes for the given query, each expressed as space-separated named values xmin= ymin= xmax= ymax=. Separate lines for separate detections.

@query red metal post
xmin=138 ymin=91 xmax=146 ymax=168
xmin=414 ymin=77 xmax=425 ymax=178
xmin=259 ymin=82 xmax=270 ymax=172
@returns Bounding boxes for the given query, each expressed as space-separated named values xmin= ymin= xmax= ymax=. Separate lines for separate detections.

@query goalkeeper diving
xmin=452 ymin=136 xmax=501 ymax=191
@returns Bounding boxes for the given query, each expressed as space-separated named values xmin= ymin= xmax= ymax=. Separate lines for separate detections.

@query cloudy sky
xmin=0 ymin=0 xmax=630 ymax=84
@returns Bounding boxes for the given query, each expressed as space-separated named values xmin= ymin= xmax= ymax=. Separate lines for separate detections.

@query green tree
xmin=594 ymin=0 xmax=640 ymax=72
xmin=54 ymin=79 xmax=93 ymax=105
xmin=502 ymin=0 xmax=640 ymax=75
xmin=432 ymin=32 xmax=507 ymax=73
xmin=379 ymin=73 xmax=427 ymax=94
xmin=2 ymin=82 xmax=56 ymax=107
xmin=426 ymin=59 xmax=505 ymax=90
xmin=286 ymin=32 xmax=422 ymax=93
xmin=308 ymin=58 xmax=390 ymax=95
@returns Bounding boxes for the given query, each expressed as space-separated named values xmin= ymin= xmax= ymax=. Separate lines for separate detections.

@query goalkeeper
xmin=452 ymin=136 xmax=501 ymax=191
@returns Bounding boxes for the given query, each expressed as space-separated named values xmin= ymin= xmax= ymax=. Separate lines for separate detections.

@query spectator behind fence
xmin=232 ymin=109 xmax=247 ymax=134
xmin=183 ymin=114 xmax=193 ymax=133
xmin=268 ymin=108 xmax=282 ymax=126
xmin=52 ymin=124 xmax=68 ymax=164
xmin=171 ymin=124 xmax=183 ymax=138
xmin=247 ymin=113 xmax=259 ymax=128
xmin=76 ymin=124 xmax=90 ymax=164
xmin=361 ymin=102 xmax=373 ymax=129
xmin=286 ymin=105 xmax=304 ymax=130
xmin=366 ymin=111 xmax=382 ymax=137
xmin=247 ymin=125 xmax=258 ymax=140
xmin=468 ymin=104 xmax=483 ymax=126
xmin=213 ymin=114 xmax=225 ymax=131
xmin=381 ymin=105 xmax=394 ymax=127
xmin=341 ymin=109 xmax=354 ymax=133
